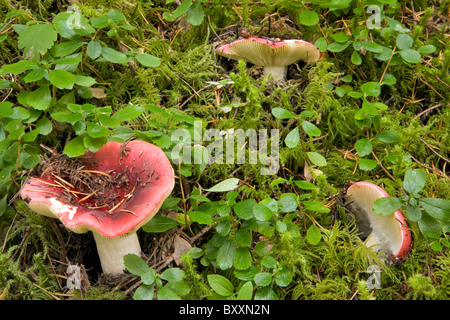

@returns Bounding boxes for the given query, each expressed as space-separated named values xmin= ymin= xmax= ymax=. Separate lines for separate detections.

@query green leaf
xmin=358 ymin=158 xmax=377 ymax=171
xmin=302 ymin=120 xmax=321 ymax=138
xmin=396 ymin=34 xmax=413 ymax=50
xmin=205 ymin=178 xmax=239 ymax=192
xmin=163 ymin=0 xmax=192 ymax=21
xmin=236 ymin=281 xmax=253 ymax=300
xmin=48 ymin=69 xmax=76 ymax=89
xmin=233 ymin=247 xmax=252 ymax=270
xmin=87 ymin=122 xmax=109 ymax=138
xmin=278 ymin=193 xmax=298 ymax=213
xmin=207 ymin=274 xmax=234 ymax=297
xmin=327 ymin=41 xmax=350 ymax=52
xmin=372 ymin=197 xmax=404 ymax=216
xmin=27 ymin=85 xmax=52 ymax=110
xmin=254 ymin=272 xmax=272 ymax=287
xmin=123 ymin=254 xmax=156 ymax=285
xmin=133 ymin=284 xmax=154 ymax=300
xmin=186 ymin=1 xmax=204 ymax=26
xmin=23 ymin=68 xmax=45 ymax=83
xmin=418 ymin=211 xmax=442 ymax=239
xmin=272 ymin=107 xmax=295 ymax=119
xmin=101 ymin=46 xmax=128 ymax=64
xmin=374 ymin=131 xmax=399 ymax=143
xmin=400 ymin=49 xmax=422 ymax=64
xmin=355 ymin=138 xmax=373 ymax=157
xmin=274 ymin=266 xmax=292 ymax=287
xmin=360 ymin=41 xmax=383 ymax=53
xmin=285 ymin=127 xmax=300 ymax=148
xmin=302 ymin=200 xmax=330 ymax=213
xmin=18 ymin=23 xmax=57 ymax=60
xmin=112 ymin=104 xmax=143 ymax=121
xmin=142 ymin=216 xmax=180 ymax=233
xmin=216 ymin=239 xmax=235 ymax=270
xmin=298 ymin=10 xmax=319 ymax=26
xmin=419 ymin=198 xmax=450 ymax=222
xmin=306 ymin=224 xmax=322 ymax=245
xmin=306 ymin=151 xmax=327 ymax=166
xmin=161 ymin=268 xmax=185 ymax=282
xmin=235 ymin=228 xmax=252 ymax=247
xmin=87 ymin=40 xmax=102 ymax=59
xmin=157 ymin=287 xmax=181 ymax=300
xmin=253 ymin=203 xmax=274 ymax=221
xmin=64 ymin=135 xmax=87 ymax=157
xmin=0 ymin=60 xmax=39 ymax=75
xmin=189 ymin=211 xmax=213 ymax=225
xmin=406 ymin=202 xmax=422 ymax=222
xmin=232 ymin=199 xmax=256 ymax=220
xmin=351 ymin=50 xmax=362 ymax=65
xmin=418 ymin=45 xmax=436 ymax=55
xmin=51 ymin=40 xmax=84 ymax=57
xmin=331 ymin=33 xmax=350 ymax=43
xmin=360 ymin=82 xmax=381 ymax=97
xmin=293 ymin=180 xmax=316 ymax=190
xmin=403 ymin=169 xmax=427 ymax=195
xmin=135 ymin=54 xmax=161 ymax=67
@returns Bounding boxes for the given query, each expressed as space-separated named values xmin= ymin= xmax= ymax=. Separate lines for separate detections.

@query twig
xmin=371 ymin=151 xmax=396 ymax=181
xmin=420 ymin=138 xmax=450 ymax=163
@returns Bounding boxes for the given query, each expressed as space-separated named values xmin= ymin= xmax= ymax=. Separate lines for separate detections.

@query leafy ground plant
xmin=0 ymin=0 xmax=449 ymax=301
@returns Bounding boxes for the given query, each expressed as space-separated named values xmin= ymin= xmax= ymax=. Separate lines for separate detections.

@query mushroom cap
xmin=346 ymin=181 xmax=411 ymax=258
xmin=216 ymin=37 xmax=321 ymax=67
xmin=20 ymin=141 xmax=175 ymax=238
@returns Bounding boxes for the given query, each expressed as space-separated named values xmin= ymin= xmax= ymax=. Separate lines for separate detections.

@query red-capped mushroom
xmin=216 ymin=37 xmax=320 ymax=82
xmin=346 ymin=181 xmax=411 ymax=259
xmin=20 ymin=140 xmax=174 ymax=275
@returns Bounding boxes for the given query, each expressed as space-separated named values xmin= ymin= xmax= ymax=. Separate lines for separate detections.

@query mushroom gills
xmin=345 ymin=199 xmax=398 ymax=257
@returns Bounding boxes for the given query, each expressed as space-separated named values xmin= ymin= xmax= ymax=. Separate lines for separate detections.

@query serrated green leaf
xmin=233 ymin=247 xmax=252 ymax=270
xmin=189 ymin=211 xmax=213 ymax=225
xmin=86 ymin=122 xmax=109 ymax=138
xmin=403 ymin=169 xmax=427 ymax=195
xmin=254 ymin=272 xmax=272 ymax=287
xmin=123 ymin=253 xmax=155 ymax=285
xmin=0 ymin=60 xmax=39 ymax=75
xmin=216 ymin=239 xmax=235 ymax=270
xmin=355 ymin=138 xmax=373 ymax=157
xmin=163 ymin=0 xmax=192 ymax=21
xmin=112 ymin=104 xmax=143 ymax=121
xmin=253 ymin=203 xmax=274 ymax=221
xmin=419 ymin=198 xmax=450 ymax=222
xmin=18 ymin=23 xmax=57 ymax=60
xmin=396 ymin=34 xmax=413 ymax=50
xmin=374 ymin=130 xmax=399 ymax=143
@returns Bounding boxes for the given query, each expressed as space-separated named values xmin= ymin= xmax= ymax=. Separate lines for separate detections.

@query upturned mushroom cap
xmin=346 ymin=181 xmax=411 ymax=258
xmin=20 ymin=140 xmax=175 ymax=238
xmin=216 ymin=37 xmax=321 ymax=68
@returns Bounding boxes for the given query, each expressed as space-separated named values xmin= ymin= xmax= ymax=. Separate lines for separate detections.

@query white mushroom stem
xmin=263 ymin=66 xmax=288 ymax=82
xmin=92 ymin=232 xmax=141 ymax=275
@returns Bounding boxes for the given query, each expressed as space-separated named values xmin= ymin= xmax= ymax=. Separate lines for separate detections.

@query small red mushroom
xmin=20 ymin=140 xmax=175 ymax=275
xmin=346 ymin=181 xmax=411 ymax=260
xmin=216 ymin=37 xmax=321 ymax=82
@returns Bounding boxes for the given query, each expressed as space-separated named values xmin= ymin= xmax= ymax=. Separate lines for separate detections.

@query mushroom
xmin=345 ymin=181 xmax=411 ymax=259
xmin=20 ymin=140 xmax=175 ymax=275
xmin=216 ymin=37 xmax=320 ymax=82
